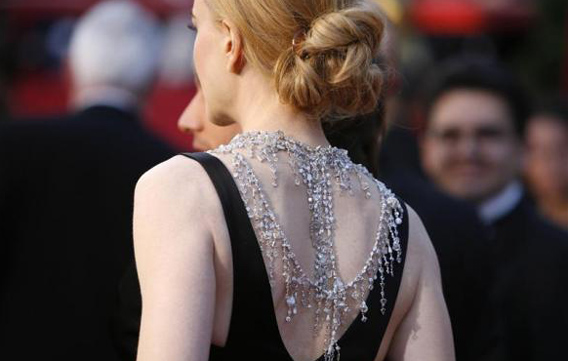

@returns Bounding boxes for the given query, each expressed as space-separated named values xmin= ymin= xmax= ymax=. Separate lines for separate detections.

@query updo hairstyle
xmin=207 ymin=0 xmax=386 ymax=121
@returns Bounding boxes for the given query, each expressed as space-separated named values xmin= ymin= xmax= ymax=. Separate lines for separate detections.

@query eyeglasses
xmin=426 ymin=125 xmax=515 ymax=147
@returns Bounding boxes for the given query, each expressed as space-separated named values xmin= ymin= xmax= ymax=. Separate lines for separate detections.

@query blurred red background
xmin=0 ymin=0 xmax=566 ymax=149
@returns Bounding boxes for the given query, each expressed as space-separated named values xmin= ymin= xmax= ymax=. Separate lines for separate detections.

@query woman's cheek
xmin=193 ymin=35 xmax=205 ymax=78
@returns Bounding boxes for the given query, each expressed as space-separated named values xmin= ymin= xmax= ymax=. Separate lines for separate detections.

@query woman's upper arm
xmin=134 ymin=156 xmax=216 ymax=361
xmin=388 ymin=206 xmax=455 ymax=361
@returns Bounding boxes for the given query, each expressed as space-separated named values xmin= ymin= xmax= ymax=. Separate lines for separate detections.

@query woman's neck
xmin=232 ymin=71 xmax=330 ymax=148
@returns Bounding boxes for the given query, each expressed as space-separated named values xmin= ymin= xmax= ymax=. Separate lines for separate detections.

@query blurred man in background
xmin=66 ymin=0 xmax=158 ymax=115
xmin=420 ymin=57 xmax=568 ymax=361
xmin=0 ymin=1 xmax=174 ymax=360
xmin=524 ymin=100 xmax=568 ymax=230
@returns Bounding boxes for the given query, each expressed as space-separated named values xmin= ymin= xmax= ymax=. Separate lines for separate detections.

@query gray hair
xmin=68 ymin=0 xmax=161 ymax=95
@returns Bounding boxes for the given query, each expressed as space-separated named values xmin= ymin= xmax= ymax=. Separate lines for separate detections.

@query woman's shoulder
xmin=371 ymin=176 xmax=430 ymax=252
xmin=363 ymin=179 xmax=437 ymax=293
xmin=134 ymin=154 xmax=222 ymax=224
xmin=405 ymin=204 xmax=438 ymax=262
xmin=137 ymin=154 xmax=209 ymax=189
xmin=397 ymin=203 xmax=442 ymax=301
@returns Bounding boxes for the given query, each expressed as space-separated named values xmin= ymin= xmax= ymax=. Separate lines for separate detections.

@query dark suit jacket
xmin=0 ymin=105 xmax=175 ymax=361
xmin=488 ymin=198 xmax=568 ymax=361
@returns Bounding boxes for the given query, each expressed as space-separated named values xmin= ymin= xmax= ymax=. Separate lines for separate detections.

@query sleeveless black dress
xmin=182 ymin=152 xmax=409 ymax=361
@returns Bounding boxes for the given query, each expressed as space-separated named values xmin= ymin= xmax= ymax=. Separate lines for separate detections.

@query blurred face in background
xmin=421 ymin=89 xmax=523 ymax=204
xmin=524 ymin=115 xmax=568 ymax=203
xmin=178 ymin=81 xmax=240 ymax=151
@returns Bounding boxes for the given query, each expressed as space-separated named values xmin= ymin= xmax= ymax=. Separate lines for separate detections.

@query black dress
xmin=113 ymin=152 xmax=409 ymax=361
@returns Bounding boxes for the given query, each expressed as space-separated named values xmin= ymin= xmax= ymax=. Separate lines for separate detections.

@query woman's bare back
xmin=133 ymin=133 xmax=454 ymax=361
xmin=203 ymin=131 xmax=454 ymax=360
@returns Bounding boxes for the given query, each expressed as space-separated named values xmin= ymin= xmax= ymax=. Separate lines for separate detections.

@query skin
xmin=134 ymin=1 xmax=455 ymax=360
xmin=420 ymin=89 xmax=523 ymax=204
xmin=524 ymin=115 xmax=568 ymax=227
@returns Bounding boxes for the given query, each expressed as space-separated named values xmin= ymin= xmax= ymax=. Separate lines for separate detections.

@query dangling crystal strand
xmin=210 ymin=131 xmax=404 ymax=360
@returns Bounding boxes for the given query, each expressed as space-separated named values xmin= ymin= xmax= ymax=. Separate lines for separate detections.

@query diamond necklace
xmin=210 ymin=130 xmax=404 ymax=361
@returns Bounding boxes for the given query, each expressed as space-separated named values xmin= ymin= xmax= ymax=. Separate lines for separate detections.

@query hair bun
xmin=274 ymin=3 xmax=385 ymax=120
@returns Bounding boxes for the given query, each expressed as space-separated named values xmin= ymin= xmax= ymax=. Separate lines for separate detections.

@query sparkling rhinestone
xmin=286 ymin=296 xmax=296 ymax=307
xmin=210 ymin=131 xmax=404 ymax=360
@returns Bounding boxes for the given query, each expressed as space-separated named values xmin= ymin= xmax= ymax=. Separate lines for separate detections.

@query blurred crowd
xmin=0 ymin=0 xmax=567 ymax=361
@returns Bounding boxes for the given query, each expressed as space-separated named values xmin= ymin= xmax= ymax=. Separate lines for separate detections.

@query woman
xmin=133 ymin=0 xmax=454 ymax=360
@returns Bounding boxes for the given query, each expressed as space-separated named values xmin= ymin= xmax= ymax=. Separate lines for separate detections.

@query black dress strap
xmin=180 ymin=152 xmax=290 ymax=360
xmin=334 ymin=197 xmax=409 ymax=360
xmin=180 ymin=152 xmax=409 ymax=361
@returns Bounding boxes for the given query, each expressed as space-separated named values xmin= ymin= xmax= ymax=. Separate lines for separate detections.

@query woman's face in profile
xmin=191 ymin=0 xmax=234 ymax=127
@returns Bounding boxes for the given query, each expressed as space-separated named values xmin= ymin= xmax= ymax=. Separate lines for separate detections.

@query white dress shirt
xmin=478 ymin=181 xmax=524 ymax=225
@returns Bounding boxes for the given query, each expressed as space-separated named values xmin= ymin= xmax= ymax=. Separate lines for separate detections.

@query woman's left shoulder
xmin=136 ymin=154 xmax=219 ymax=209
xmin=133 ymin=154 xmax=224 ymax=243
xmin=136 ymin=154 xmax=211 ymax=193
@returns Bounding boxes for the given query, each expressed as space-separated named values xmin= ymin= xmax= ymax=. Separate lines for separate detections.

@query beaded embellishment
xmin=210 ymin=131 xmax=404 ymax=360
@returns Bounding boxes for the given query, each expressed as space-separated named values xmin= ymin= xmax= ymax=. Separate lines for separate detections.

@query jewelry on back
xmin=211 ymin=131 xmax=404 ymax=361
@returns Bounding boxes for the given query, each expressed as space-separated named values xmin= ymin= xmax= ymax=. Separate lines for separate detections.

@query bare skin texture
xmin=134 ymin=1 xmax=454 ymax=360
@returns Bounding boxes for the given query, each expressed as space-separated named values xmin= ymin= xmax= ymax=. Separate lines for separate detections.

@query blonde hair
xmin=207 ymin=0 xmax=385 ymax=121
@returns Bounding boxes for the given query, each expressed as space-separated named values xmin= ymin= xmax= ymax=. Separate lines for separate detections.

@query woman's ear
xmin=220 ymin=19 xmax=245 ymax=74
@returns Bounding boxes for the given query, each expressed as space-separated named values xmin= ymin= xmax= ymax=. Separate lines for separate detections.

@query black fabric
xmin=486 ymin=198 xmax=568 ymax=361
xmin=0 ymin=106 xmax=175 ymax=361
xmin=113 ymin=261 xmax=143 ymax=361
xmin=180 ymin=152 xmax=409 ymax=361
